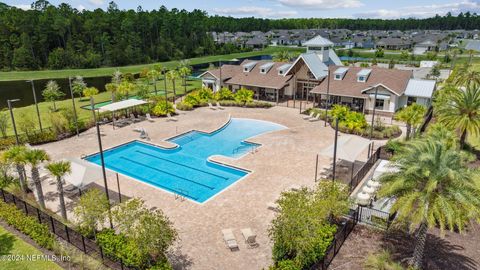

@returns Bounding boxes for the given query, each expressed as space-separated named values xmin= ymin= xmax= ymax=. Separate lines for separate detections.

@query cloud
xmin=89 ymin=0 xmax=105 ymax=6
xmin=355 ymin=0 xmax=480 ymax=19
xmin=213 ymin=6 xmax=298 ymax=18
xmin=77 ymin=5 xmax=86 ymax=11
xmin=277 ymin=0 xmax=363 ymax=9
xmin=14 ymin=4 xmax=31 ymax=10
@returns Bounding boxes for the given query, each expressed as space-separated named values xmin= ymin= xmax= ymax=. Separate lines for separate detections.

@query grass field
xmin=0 ymin=46 xmax=305 ymax=81
xmin=3 ymin=78 xmax=202 ymax=136
xmin=0 ymin=225 xmax=62 ymax=270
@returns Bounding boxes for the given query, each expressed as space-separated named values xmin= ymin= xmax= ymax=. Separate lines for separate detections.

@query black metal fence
xmin=0 ymin=189 xmax=129 ymax=270
xmin=357 ymin=206 xmax=395 ymax=230
xmin=349 ymin=146 xmax=391 ymax=192
xmin=419 ymin=105 xmax=433 ymax=133
xmin=309 ymin=208 xmax=359 ymax=270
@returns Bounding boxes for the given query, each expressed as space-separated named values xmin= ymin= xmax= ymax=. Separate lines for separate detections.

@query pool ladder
xmin=175 ymin=188 xmax=188 ymax=201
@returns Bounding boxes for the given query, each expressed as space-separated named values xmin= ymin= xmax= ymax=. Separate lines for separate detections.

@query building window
xmin=375 ymin=99 xmax=384 ymax=110
xmin=261 ymin=69 xmax=265 ymax=73
xmin=407 ymin=96 xmax=417 ymax=105
xmin=357 ymin=76 xmax=366 ymax=82
xmin=244 ymin=68 xmax=248 ymax=72
xmin=334 ymin=74 xmax=342 ymax=80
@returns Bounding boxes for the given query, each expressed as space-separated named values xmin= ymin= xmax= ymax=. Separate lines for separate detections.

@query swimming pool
xmin=85 ymin=118 xmax=286 ymax=203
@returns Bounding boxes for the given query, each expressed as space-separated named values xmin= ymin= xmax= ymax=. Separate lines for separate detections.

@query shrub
xmin=82 ymin=87 xmax=99 ymax=98
xmin=176 ymin=102 xmax=193 ymax=111
xmin=152 ymin=101 xmax=175 ymax=116
xmin=214 ymin=87 xmax=235 ymax=101
xmin=0 ymin=200 xmax=55 ymax=249
xmin=183 ymin=91 xmax=203 ymax=106
xmin=27 ymin=130 xmax=58 ymax=145
xmin=234 ymin=88 xmax=254 ymax=105
xmin=270 ymin=260 xmax=301 ymax=270
xmin=49 ymin=112 xmax=69 ymax=136
xmin=97 ymin=229 xmax=150 ymax=269
xmin=0 ymin=137 xmax=16 ymax=151
xmin=197 ymin=87 xmax=214 ymax=101
xmin=0 ymin=110 xmax=8 ymax=138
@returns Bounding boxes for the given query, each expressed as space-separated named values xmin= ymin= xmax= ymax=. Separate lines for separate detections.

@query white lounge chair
xmin=146 ymin=113 xmax=155 ymax=122
xmin=208 ymin=103 xmax=217 ymax=110
xmin=308 ymin=114 xmax=321 ymax=122
xmin=216 ymin=102 xmax=225 ymax=110
xmin=303 ymin=111 xmax=314 ymax=120
xmin=167 ymin=113 xmax=178 ymax=122
xmin=267 ymin=202 xmax=280 ymax=212
xmin=241 ymin=228 xmax=259 ymax=248
xmin=130 ymin=114 xmax=141 ymax=123
xmin=222 ymin=229 xmax=239 ymax=251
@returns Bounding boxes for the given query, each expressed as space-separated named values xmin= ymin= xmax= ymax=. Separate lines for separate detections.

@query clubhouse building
xmin=199 ymin=35 xmax=436 ymax=116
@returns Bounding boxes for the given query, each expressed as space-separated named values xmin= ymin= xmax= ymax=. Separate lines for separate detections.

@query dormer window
xmin=242 ymin=61 xmax=257 ymax=73
xmin=333 ymin=67 xmax=349 ymax=80
xmin=260 ymin=62 xmax=274 ymax=74
xmin=356 ymin=69 xmax=371 ymax=83
xmin=279 ymin=70 xmax=283 ymax=75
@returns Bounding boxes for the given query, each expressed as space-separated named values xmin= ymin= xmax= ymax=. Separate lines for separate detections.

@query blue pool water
xmin=85 ymin=118 xmax=286 ymax=203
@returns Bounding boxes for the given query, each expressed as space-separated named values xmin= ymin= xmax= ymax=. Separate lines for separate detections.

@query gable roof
xmin=303 ymin=35 xmax=334 ymax=47
xmin=310 ymin=66 xmax=412 ymax=98
xmin=224 ymin=60 xmax=293 ymax=89
xmin=285 ymin=50 xmax=343 ymax=80
xmin=198 ymin=64 xmax=242 ymax=81
xmin=404 ymin=79 xmax=436 ymax=98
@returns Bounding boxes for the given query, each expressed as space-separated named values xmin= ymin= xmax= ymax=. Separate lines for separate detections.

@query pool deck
xmin=37 ymin=106 xmax=397 ymax=270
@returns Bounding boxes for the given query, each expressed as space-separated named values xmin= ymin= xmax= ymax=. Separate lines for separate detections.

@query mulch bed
xmin=328 ymin=223 xmax=480 ymax=270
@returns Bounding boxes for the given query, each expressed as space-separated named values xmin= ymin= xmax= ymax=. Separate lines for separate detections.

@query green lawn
xmin=0 ymin=46 xmax=305 ymax=81
xmin=5 ymin=78 xmax=202 ymax=136
xmin=0 ymin=225 xmax=62 ymax=270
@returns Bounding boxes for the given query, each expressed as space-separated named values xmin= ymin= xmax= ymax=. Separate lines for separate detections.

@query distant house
xmin=466 ymin=40 xmax=480 ymax=52
xmin=413 ymin=39 xmax=438 ymax=54
xmin=310 ymin=66 xmax=436 ymax=116
xmin=244 ymin=37 xmax=269 ymax=49
xmin=375 ymin=38 xmax=412 ymax=50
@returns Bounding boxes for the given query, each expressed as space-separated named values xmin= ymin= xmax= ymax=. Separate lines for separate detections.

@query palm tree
xmin=435 ymin=86 xmax=480 ymax=147
xmin=0 ymin=151 xmax=14 ymax=189
xmin=273 ymin=51 xmax=292 ymax=62
xmin=24 ymin=149 xmax=50 ymax=209
xmin=111 ymin=70 xmax=122 ymax=85
xmin=394 ymin=104 xmax=426 ymax=140
xmin=146 ymin=69 xmax=159 ymax=96
xmin=105 ymin=83 xmax=118 ymax=102
xmin=46 ymin=161 xmax=71 ymax=220
xmin=4 ymin=146 xmax=28 ymax=193
xmin=378 ymin=138 xmax=480 ymax=269
xmin=452 ymin=66 xmax=480 ymax=88
xmin=166 ymin=70 xmax=179 ymax=101
xmin=178 ymin=66 xmax=191 ymax=95
xmin=467 ymin=49 xmax=476 ymax=64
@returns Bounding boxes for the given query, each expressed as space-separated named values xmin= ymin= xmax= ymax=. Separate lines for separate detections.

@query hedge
xmin=0 ymin=200 xmax=55 ymax=249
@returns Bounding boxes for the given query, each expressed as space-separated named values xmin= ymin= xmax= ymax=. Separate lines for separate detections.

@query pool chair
xmin=241 ymin=228 xmax=259 ymax=248
xmin=302 ymin=111 xmax=315 ymax=120
xmin=308 ymin=114 xmax=321 ymax=122
xmin=130 ymin=114 xmax=141 ymax=123
xmin=267 ymin=202 xmax=280 ymax=212
xmin=222 ymin=229 xmax=239 ymax=251
xmin=208 ymin=103 xmax=217 ymax=110
xmin=216 ymin=102 xmax=225 ymax=110
xmin=146 ymin=113 xmax=155 ymax=122
xmin=167 ymin=113 xmax=178 ymax=122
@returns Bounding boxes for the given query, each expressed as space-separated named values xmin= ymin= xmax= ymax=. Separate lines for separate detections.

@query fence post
xmin=65 ymin=225 xmax=71 ymax=243
xmin=36 ymin=208 xmax=42 ymax=223
xmin=99 ymin=246 xmax=104 ymax=261
xmin=81 ymin=235 xmax=87 ymax=253
xmin=23 ymin=201 xmax=28 ymax=215
xmin=50 ymin=216 xmax=55 ymax=234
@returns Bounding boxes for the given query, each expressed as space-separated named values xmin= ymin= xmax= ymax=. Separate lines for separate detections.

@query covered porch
xmin=314 ymin=94 xmax=366 ymax=113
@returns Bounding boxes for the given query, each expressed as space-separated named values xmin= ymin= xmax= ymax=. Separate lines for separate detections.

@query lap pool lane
xmin=85 ymin=118 xmax=286 ymax=203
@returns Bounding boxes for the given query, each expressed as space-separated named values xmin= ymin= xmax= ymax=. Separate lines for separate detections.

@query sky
xmin=4 ymin=0 xmax=480 ymax=19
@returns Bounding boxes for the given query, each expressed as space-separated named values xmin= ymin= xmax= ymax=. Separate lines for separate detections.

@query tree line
xmin=0 ymin=0 xmax=246 ymax=71
xmin=1 ymin=0 xmax=479 ymax=71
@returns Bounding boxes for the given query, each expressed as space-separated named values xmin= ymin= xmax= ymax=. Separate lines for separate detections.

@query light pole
xmin=90 ymin=97 xmax=113 ymax=229
xmin=68 ymin=77 xmax=80 ymax=137
xmin=332 ymin=117 xmax=339 ymax=182
xmin=219 ymin=60 xmax=222 ymax=92
xmin=324 ymin=69 xmax=331 ymax=127
xmin=369 ymin=85 xmax=379 ymax=156
xmin=163 ymin=67 xmax=168 ymax=107
xmin=26 ymin=80 xmax=43 ymax=132
xmin=7 ymin=99 xmax=20 ymax=144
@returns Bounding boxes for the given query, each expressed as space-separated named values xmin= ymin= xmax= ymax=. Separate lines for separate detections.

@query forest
xmin=1 ymin=0 xmax=479 ymax=71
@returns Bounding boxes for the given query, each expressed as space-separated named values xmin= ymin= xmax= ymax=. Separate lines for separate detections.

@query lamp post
xmin=332 ymin=117 xmax=339 ymax=182
xmin=90 ymin=97 xmax=113 ymax=229
xmin=26 ymin=80 xmax=43 ymax=132
xmin=369 ymin=85 xmax=379 ymax=156
xmin=219 ymin=60 xmax=222 ymax=92
xmin=163 ymin=67 xmax=168 ymax=107
xmin=324 ymin=69 xmax=331 ymax=127
xmin=68 ymin=77 xmax=80 ymax=137
xmin=7 ymin=99 xmax=20 ymax=144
